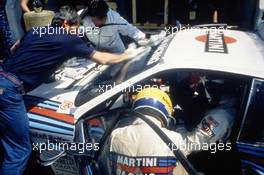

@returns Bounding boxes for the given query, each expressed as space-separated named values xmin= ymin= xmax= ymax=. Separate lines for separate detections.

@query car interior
xmin=81 ymin=69 xmax=253 ymax=175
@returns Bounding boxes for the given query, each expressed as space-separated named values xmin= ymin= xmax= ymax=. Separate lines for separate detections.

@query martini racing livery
xmin=20 ymin=26 xmax=264 ymax=175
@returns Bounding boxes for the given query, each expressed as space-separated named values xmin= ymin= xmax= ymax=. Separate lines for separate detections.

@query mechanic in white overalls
xmin=107 ymin=87 xmax=234 ymax=175
xmin=80 ymin=0 xmax=148 ymax=53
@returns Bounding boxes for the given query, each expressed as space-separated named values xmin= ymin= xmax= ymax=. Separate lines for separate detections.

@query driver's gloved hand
xmin=124 ymin=43 xmax=147 ymax=60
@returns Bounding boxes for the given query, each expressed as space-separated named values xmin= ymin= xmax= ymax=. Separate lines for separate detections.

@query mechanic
xmin=0 ymin=0 xmax=13 ymax=60
xmin=80 ymin=0 xmax=149 ymax=53
xmin=0 ymin=6 xmax=144 ymax=175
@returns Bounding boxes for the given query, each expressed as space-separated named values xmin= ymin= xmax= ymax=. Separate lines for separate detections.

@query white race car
xmin=24 ymin=26 xmax=264 ymax=175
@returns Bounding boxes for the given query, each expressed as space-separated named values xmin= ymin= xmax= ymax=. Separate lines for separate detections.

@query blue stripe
xmin=159 ymin=163 xmax=176 ymax=167
xmin=29 ymin=121 xmax=74 ymax=135
xmin=29 ymin=118 xmax=74 ymax=132
xmin=28 ymin=113 xmax=74 ymax=129
xmin=238 ymin=149 xmax=264 ymax=158
xmin=28 ymin=111 xmax=74 ymax=124
xmin=241 ymin=160 xmax=264 ymax=172
xmin=36 ymin=103 xmax=58 ymax=110
xmin=90 ymin=127 xmax=105 ymax=135
xmin=159 ymin=160 xmax=177 ymax=163
xmin=237 ymin=144 xmax=264 ymax=152
xmin=134 ymin=98 xmax=169 ymax=117
xmin=42 ymin=100 xmax=60 ymax=107
xmin=30 ymin=127 xmax=73 ymax=136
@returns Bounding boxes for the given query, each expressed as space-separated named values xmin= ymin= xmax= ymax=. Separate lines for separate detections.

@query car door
xmin=237 ymin=78 xmax=264 ymax=175
xmin=74 ymin=108 xmax=130 ymax=175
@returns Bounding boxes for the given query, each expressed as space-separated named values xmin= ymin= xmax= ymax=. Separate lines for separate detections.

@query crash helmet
xmin=133 ymin=88 xmax=174 ymax=127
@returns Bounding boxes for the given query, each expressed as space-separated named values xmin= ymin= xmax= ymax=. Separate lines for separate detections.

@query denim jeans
xmin=0 ymin=75 xmax=31 ymax=175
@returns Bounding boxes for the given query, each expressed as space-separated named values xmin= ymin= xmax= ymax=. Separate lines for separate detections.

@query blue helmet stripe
xmin=134 ymin=98 xmax=169 ymax=119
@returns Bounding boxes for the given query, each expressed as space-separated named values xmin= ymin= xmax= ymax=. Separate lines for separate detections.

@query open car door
xmin=236 ymin=79 xmax=264 ymax=175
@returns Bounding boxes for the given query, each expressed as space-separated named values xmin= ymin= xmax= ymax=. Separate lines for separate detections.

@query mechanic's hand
xmin=124 ymin=43 xmax=146 ymax=60
xmin=138 ymin=31 xmax=167 ymax=47
xmin=138 ymin=38 xmax=151 ymax=46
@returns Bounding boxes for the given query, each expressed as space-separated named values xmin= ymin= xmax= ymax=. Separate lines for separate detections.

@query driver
xmin=182 ymin=75 xmax=236 ymax=144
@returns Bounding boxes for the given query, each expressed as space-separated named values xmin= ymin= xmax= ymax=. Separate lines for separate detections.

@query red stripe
xmin=87 ymin=118 xmax=102 ymax=126
xmin=117 ymin=164 xmax=175 ymax=174
xmin=29 ymin=106 xmax=74 ymax=124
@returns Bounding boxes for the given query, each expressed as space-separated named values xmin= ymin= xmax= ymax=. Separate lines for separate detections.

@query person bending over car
xmin=80 ymin=0 xmax=149 ymax=53
xmin=106 ymin=87 xmax=234 ymax=175
xmin=0 ymin=6 xmax=144 ymax=175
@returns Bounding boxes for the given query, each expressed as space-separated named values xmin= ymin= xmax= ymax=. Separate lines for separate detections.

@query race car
xmin=22 ymin=25 xmax=264 ymax=175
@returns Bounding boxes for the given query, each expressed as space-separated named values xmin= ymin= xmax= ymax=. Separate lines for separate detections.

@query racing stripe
xmin=29 ymin=118 xmax=74 ymax=132
xmin=116 ymin=163 xmax=175 ymax=174
xmin=24 ymin=96 xmax=60 ymax=111
xmin=28 ymin=113 xmax=74 ymax=129
xmin=29 ymin=106 xmax=75 ymax=124
xmin=29 ymin=121 xmax=74 ymax=136
xmin=30 ymin=127 xmax=73 ymax=136
xmin=35 ymin=103 xmax=58 ymax=111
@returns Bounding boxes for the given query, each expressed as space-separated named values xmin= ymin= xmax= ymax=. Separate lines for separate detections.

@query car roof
xmin=161 ymin=29 xmax=264 ymax=78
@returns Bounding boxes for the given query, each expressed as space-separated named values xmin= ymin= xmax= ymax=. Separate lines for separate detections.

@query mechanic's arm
xmin=21 ymin=0 xmax=30 ymax=12
xmin=91 ymin=46 xmax=144 ymax=65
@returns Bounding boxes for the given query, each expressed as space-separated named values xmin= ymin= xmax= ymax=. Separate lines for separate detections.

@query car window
xmin=75 ymin=36 xmax=174 ymax=107
xmin=238 ymin=79 xmax=264 ymax=145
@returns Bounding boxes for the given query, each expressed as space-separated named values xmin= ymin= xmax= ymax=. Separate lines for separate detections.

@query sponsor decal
xmin=59 ymin=100 xmax=74 ymax=110
xmin=196 ymin=31 xmax=237 ymax=54
xmin=110 ymin=153 xmax=177 ymax=175
xmin=57 ymin=100 xmax=76 ymax=115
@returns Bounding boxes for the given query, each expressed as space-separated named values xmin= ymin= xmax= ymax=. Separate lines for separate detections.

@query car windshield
xmin=74 ymin=35 xmax=174 ymax=107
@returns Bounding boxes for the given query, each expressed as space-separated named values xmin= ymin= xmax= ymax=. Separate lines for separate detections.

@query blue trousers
xmin=0 ymin=75 xmax=31 ymax=175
